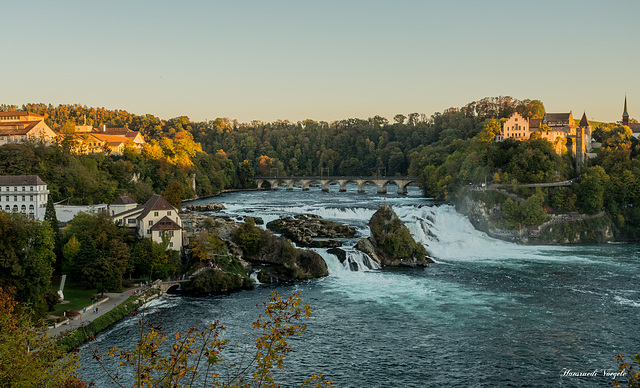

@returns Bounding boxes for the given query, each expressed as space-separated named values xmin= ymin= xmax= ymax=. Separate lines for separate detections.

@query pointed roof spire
xmin=623 ymin=94 xmax=629 ymax=117
xmin=579 ymin=111 xmax=590 ymax=127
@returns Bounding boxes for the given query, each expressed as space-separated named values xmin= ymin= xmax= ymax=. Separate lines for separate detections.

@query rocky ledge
xmin=356 ymin=204 xmax=434 ymax=267
xmin=182 ymin=215 xmax=328 ymax=293
xmin=266 ymin=214 xmax=356 ymax=248
xmin=184 ymin=203 xmax=226 ymax=212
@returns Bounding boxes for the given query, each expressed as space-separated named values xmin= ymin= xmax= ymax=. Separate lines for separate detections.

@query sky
xmin=3 ymin=0 xmax=639 ymax=124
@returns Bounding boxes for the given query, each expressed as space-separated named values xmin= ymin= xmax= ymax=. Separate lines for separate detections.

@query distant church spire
xmin=623 ymin=94 xmax=629 ymax=126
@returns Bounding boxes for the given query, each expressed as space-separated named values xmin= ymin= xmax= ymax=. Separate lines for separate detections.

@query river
xmin=79 ymin=185 xmax=640 ymax=387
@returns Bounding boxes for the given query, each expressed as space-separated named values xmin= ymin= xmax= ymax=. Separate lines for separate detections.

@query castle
xmin=495 ymin=110 xmax=590 ymax=173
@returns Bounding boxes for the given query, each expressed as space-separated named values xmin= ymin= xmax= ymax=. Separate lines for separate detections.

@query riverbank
xmin=52 ymin=288 xmax=160 ymax=353
xmin=455 ymin=187 xmax=614 ymax=244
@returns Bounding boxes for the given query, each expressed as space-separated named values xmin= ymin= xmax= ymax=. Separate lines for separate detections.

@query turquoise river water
xmin=79 ymin=186 xmax=640 ymax=387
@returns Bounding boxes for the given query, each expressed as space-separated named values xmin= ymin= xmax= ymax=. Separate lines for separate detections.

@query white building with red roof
xmin=111 ymin=194 xmax=183 ymax=251
xmin=0 ymin=111 xmax=57 ymax=146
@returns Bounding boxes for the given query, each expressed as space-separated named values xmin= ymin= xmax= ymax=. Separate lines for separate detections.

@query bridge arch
xmin=257 ymin=180 xmax=272 ymax=190
xmin=302 ymin=180 xmax=323 ymax=191
xmin=254 ymin=176 xmax=417 ymax=194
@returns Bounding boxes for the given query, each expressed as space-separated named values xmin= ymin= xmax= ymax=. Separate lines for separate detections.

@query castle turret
xmin=623 ymin=95 xmax=630 ymax=126
xmin=574 ymin=112 xmax=590 ymax=173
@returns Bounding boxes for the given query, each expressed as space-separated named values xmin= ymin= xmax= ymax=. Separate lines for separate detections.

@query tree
xmin=0 ymin=287 xmax=80 ymax=387
xmin=0 ymin=213 xmax=56 ymax=313
xmin=163 ymin=181 xmax=184 ymax=209
xmin=44 ymin=196 xmax=64 ymax=274
xmin=576 ymin=166 xmax=609 ymax=214
xmin=91 ymin=291 xmax=332 ymax=388
xmin=393 ymin=114 xmax=406 ymax=124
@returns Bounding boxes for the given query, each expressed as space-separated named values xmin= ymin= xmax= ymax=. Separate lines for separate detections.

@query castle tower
xmin=575 ymin=112 xmax=589 ymax=173
xmin=623 ymin=95 xmax=630 ymax=126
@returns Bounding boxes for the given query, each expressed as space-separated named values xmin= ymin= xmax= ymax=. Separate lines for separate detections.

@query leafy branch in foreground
xmin=613 ymin=353 xmax=640 ymax=388
xmin=88 ymin=291 xmax=334 ymax=387
xmin=0 ymin=287 xmax=82 ymax=388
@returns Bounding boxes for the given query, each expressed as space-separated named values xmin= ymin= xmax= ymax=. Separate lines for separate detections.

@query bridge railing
xmin=254 ymin=176 xmax=418 ymax=180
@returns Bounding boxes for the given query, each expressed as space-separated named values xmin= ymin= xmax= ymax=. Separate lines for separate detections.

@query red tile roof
xmin=149 ymin=216 xmax=182 ymax=231
xmin=0 ymin=111 xmax=43 ymax=119
xmin=0 ymin=121 xmax=39 ymax=136
xmin=136 ymin=194 xmax=177 ymax=220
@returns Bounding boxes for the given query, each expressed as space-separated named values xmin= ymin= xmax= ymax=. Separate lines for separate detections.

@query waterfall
xmin=250 ymin=269 xmax=262 ymax=285
xmin=316 ymin=248 xmax=379 ymax=274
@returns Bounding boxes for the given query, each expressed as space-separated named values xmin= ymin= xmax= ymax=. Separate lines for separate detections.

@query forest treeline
xmin=3 ymin=96 xmax=640 ymax=238
xmin=0 ymin=97 xmax=545 ymax=203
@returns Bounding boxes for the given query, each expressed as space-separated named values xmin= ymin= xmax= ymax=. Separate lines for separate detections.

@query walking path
xmin=47 ymin=289 xmax=145 ymax=338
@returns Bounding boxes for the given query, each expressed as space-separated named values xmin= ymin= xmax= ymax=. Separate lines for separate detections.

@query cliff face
xmin=455 ymin=189 xmax=615 ymax=244
xmin=356 ymin=204 xmax=433 ymax=267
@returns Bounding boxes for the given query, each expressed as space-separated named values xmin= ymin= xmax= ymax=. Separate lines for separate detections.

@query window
xmin=22 ymin=196 xmax=25 ymax=201
xmin=12 ymin=205 xmax=17 ymax=212
xmin=20 ymin=205 xmax=26 ymax=213
xmin=128 ymin=219 xmax=136 ymax=224
xmin=147 ymin=229 xmax=151 ymax=234
xmin=148 ymin=220 xmax=153 ymax=226
xmin=30 ymin=196 xmax=33 ymax=201
xmin=154 ymin=211 xmax=159 ymax=217
xmin=29 ymin=205 xmax=34 ymax=211
xmin=22 ymin=187 xmax=25 ymax=191
xmin=169 ymin=231 xmax=174 ymax=237
xmin=169 ymin=242 xmax=174 ymax=248
xmin=168 ymin=211 xmax=171 ymax=216
xmin=4 ymin=205 xmax=8 ymax=211
xmin=30 ymin=187 xmax=33 ymax=191
xmin=14 ymin=187 xmax=17 ymax=192
xmin=14 ymin=196 xmax=17 ymax=201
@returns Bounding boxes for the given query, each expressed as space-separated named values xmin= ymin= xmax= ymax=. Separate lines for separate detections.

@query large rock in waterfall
xmin=182 ymin=214 xmax=328 ymax=293
xmin=266 ymin=214 xmax=356 ymax=247
xmin=356 ymin=204 xmax=433 ymax=267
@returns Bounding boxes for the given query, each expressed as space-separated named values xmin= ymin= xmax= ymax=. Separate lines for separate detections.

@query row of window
xmin=146 ymin=229 xmax=175 ymax=237
xmin=3 ymin=195 xmax=40 ymax=201
xmin=0 ymin=186 xmax=39 ymax=192
xmin=4 ymin=204 xmax=34 ymax=212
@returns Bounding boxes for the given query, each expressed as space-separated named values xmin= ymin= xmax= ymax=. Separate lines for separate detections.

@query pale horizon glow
xmin=3 ymin=0 xmax=639 ymax=124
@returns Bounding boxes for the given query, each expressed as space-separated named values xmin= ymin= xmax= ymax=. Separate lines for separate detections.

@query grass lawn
xmin=49 ymin=284 xmax=98 ymax=317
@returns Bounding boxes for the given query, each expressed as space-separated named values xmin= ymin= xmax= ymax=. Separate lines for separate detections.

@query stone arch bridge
xmin=254 ymin=176 xmax=418 ymax=195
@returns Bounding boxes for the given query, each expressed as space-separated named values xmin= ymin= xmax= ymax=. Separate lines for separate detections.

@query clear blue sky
xmin=3 ymin=0 xmax=639 ymax=124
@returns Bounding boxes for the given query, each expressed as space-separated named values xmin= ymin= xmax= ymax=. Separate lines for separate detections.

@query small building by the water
xmin=111 ymin=194 xmax=183 ymax=251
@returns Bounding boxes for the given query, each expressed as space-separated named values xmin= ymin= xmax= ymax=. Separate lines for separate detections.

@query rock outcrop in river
xmin=184 ymin=203 xmax=226 ymax=212
xmin=182 ymin=214 xmax=328 ymax=293
xmin=356 ymin=204 xmax=434 ymax=267
xmin=266 ymin=214 xmax=356 ymax=248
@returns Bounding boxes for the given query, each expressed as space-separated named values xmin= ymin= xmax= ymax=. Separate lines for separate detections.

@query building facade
xmin=0 ymin=175 xmax=49 ymax=220
xmin=0 ymin=111 xmax=57 ymax=146
xmin=497 ymin=112 xmax=530 ymax=141
xmin=111 ymin=194 xmax=183 ymax=251
xmin=71 ymin=124 xmax=146 ymax=155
